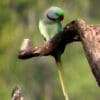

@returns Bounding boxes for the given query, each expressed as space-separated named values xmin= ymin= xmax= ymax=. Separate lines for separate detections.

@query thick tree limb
xmin=75 ymin=19 xmax=100 ymax=86
xmin=18 ymin=20 xmax=80 ymax=59
xmin=18 ymin=19 xmax=100 ymax=86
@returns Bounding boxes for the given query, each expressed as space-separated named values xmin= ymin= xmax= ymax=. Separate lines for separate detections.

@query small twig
xmin=20 ymin=38 xmax=30 ymax=51
xmin=11 ymin=85 xmax=24 ymax=100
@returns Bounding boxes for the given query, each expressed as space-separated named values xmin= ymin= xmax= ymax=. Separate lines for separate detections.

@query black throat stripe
xmin=47 ymin=14 xmax=57 ymax=21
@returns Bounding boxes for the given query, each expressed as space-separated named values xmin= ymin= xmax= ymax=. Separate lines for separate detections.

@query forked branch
xmin=18 ymin=19 xmax=100 ymax=86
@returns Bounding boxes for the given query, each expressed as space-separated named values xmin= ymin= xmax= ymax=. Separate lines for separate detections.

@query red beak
xmin=59 ymin=15 xmax=64 ymax=21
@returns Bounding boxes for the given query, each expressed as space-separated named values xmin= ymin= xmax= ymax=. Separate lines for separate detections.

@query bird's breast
xmin=46 ymin=23 xmax=58 ymax=38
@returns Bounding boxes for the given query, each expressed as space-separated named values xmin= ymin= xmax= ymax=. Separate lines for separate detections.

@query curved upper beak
xmin=59 ymin=15 xmax=64 ymax=21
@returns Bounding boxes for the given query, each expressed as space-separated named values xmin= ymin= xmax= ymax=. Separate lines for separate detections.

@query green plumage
xmin=39 ymin=20 xmax=62 ymax=40
xmin=39 ymin=7 xmax=68 ymax=100
xmin=39 ymin=6 xmax=64 ymax=41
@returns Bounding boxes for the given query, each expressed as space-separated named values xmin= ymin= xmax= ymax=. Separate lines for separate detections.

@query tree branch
xmin=18 ymin=19 xmax=100 ymax=87
xmin=18 ymin=19 xmax=80 ymax=59
xmin=75 ymin=19 xmax=100 ymax=86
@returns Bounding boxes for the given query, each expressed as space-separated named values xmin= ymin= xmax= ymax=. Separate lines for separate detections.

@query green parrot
xmin=39 ymin=7 xmax=69 ymax=100
xmin=39 ymin=6 xmax=64 ymax=41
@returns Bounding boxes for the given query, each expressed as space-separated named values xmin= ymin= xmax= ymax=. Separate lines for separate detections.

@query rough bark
xmin=75 ymin=19 xmax=100 ymax=86
xmin=18 ymin=19 xmax=100 ymax=86
xmin=18 ymin=20 xmax=80 ymax=59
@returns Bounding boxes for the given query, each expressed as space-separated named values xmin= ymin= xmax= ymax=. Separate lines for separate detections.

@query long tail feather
xmin=54 ymin=55 xmax=69 ymax=100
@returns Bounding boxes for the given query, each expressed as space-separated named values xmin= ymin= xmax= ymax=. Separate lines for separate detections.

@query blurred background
xmin=0 ymin=0 xmax=100 ymax=100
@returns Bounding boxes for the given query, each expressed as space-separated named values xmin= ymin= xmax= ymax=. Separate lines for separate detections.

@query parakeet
xmin=39 ymin=7 xmax=69 ymax=100
xmin=39 ymin=6 xmax=64 ymax=41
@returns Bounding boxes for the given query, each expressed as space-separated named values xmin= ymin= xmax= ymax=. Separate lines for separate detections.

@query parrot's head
xmin=39 ymin=6 xmax=64 ymax=41
xmin=45 ymin=6 xmax=64 ymax=23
